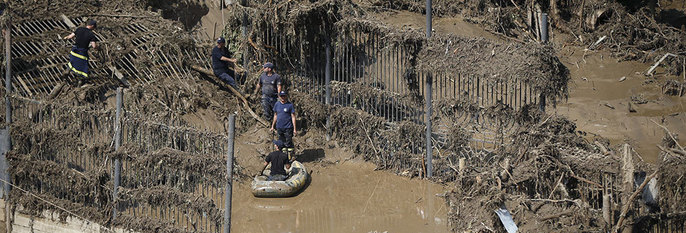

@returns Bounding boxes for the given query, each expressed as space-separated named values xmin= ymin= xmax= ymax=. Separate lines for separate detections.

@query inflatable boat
xmin=251 ymin=161 xmax=309 ymax=197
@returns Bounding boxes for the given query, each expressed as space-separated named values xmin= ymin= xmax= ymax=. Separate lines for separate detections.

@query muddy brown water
xmin=230 ymin=162 xmax=447 ymax=233
xmin=554 ymin=48 xmax=686 ymax=163
xmin=229 ymin=128 xmax=448 ymax=233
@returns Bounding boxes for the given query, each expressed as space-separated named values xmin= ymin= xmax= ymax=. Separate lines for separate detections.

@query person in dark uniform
xmin=271 ymin=90 xmax=296 ymax=153
xmin=254 ymin=62 xmax=282 ymax=121
xmin=211 ymin=37 xmax=238 ymax=89
xmin=260 ymin=140 xmax=291 ymax=181
xmin=63 ymin=19 xmax=98 ymax=81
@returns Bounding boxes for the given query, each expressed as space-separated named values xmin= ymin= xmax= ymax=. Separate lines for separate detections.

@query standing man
xmin=254 ymin=62 xmax=282 ymax=121
xmin=211 ymin=37 xmax=238 ymax=89
xmin=63 ymin=19 xmax=98 ymax=82
xmin=259 ymin=140 xmax=291 ymax=181
xmin=271 ymin=90 xmax=296 ymax=153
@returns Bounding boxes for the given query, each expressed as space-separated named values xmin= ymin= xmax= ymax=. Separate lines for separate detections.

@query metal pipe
xmin=112 ymin=87 xmax=122 ymax=221
xmin=325 ymin=36 xmax=332 ymax=141
xmin=5 ymin=17 xmax=11 ymax=127
xmin=425 ymin=72 xmax=432 ymax=178
xmin=223 ymin=114 xmax=236 ymax=233
xmin=540 ymin=13 xmax=548 ymax=43
xmin=425 ymin=0 xmax=433 ymax=178
xmin=3 ymin=8 xmax=12 ymax=199
xmin=426 ymin=0 xmax=432 ymax=37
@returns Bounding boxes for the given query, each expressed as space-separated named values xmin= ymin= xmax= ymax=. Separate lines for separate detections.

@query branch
xmin=650 ymin=119 xmax=684 ymax=151
xmin=613 ymin=170 xmax=659 ymax=233
xmin=190 ymin=65 xmax=268 ymax=126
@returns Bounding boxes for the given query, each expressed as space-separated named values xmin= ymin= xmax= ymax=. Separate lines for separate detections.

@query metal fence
xmin=248 ymin=22 xmax=541 ymax=154
xmin=9 ymin=95 xmax=229 ymax=232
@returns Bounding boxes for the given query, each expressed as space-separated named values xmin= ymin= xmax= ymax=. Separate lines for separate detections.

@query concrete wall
xmin=0 ymin=200 xmax=133 ymax=233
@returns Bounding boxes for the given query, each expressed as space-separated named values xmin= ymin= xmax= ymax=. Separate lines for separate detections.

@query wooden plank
xmin=59 ymin=14 xmax=75 ymax=28
xmin=14 ymin=74 xmax=33 ymax=96
xmin=108 ymin=65 xmax=130 ymax=87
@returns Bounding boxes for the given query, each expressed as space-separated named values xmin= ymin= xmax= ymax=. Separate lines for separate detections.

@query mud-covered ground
xmin=2 ymin=0 xmax=686 ymax=232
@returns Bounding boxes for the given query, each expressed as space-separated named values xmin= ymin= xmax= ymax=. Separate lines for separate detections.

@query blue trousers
xmin=68 ymin=47 xmax=89 ymax=78
xmin=261 ymin=96 xmax=277 ymax=120
xmin=216 ymin=72 xmax=237 ymax=88
xmin=277 ymin=128 xmax=294 ymax=149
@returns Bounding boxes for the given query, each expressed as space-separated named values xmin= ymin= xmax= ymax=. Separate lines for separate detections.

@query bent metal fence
xmin=8 ymin=95 xmax=230 ymax=232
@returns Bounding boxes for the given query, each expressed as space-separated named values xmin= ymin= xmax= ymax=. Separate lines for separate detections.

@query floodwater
xmin=230 ymin=161 xmax=448 ymax=233
xmin=554 ymin=47 xmax=686 ymax=163
xmin=230 ymin=127 xmax=449 ymax=233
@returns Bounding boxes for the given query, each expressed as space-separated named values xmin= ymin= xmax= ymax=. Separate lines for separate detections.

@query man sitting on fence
xmin=211 ymin=37 xmax=239 ymax=89
xmin=260 ymin=140 xmax=291 ymax=181
xmin=254 ymin=62 xmax=282 ymax=121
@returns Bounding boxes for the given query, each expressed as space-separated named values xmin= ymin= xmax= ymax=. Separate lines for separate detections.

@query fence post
xmin=112 ymin=87 xmax=123 ymax=222
xmin=2 ymin=8 xmax=12 ymax=232
xmin=426 ymin=0 xmax=432 ymax=38
xmin=224 ymin=114 xmax=236 ymax=233
xmin=425 ymin=0 xmax=433 ymax=178
xmin=325 ymin=36 xmax=332 ymax=141
xmin=538 ymin=93 xmax=546 ymax=112
xmin=240 ymin=0 xmax=249 ymax=80
xmin=539 ymin=13 xmax=548 ymax=43
xmin=425 ymin=73 xmax=433 ymax=178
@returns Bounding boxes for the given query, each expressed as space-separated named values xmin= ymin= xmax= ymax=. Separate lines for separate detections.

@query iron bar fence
xmin=8 ymin=96 xmax=229 ymax=232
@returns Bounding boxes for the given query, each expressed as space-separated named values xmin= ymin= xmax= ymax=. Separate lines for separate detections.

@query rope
xmin=0 ymin=177 xmax=114 ymax=232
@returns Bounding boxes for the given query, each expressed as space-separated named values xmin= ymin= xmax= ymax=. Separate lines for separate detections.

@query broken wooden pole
xmin=645 ymin=53 xmax=677 ymax=76
xmin=190 ymin=65 xmax=269 ymax=126
xmin=47 ymin=83 xmax=64 ymax=99
xmin=108 ymin=66 xmax=129 ymax=87
xmin=619 ymin=143 xmax=634 ymax=232
xmin=60 ymin=14 xmax=76 ymax=28
xmin=614 ymin=170 xmax=659 ymax=233
xmin=603 ymin=193 xmax=611 ymax=227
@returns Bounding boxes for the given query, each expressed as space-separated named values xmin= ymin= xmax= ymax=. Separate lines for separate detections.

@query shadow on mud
xmin=298 ymin=148 xmax=325 ymax=163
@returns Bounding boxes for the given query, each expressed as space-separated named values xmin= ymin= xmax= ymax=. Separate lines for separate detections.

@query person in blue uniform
xmin=63 ymin=19 xmax=98 ymax=82
xmin=254 ymin=62 xmax=282 ymax=121
xmin=211 ymin=37 xmax=238 ymax=89
xmin=271 ymin=90 xmax=296 ymax=152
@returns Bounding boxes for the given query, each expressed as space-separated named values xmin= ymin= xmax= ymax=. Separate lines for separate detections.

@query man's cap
xmin=273 ymin=140 xmax=284 ymax=149
xmin=87 ymin=19 xmax=97 ymax=27
xmin=263 ymin=62 xmax=274 ymax=69
xmin=278 ymin=90 xmax=288 ymax=96
xmin=217 ymin=37 xmax=226 ymax=44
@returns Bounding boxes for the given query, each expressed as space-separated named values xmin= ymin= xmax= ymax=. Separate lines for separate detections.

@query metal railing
xmin=8 ymin=96 xmax=229 ymax=232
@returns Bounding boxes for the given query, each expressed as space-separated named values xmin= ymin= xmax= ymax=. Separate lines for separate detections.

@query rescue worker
xmin=260 ymin=140 xmax=291 ymax=181
xmin=211 ymin=37 xmax=238 ymax=89
xmin=63 ymin=19 xmax=98 ymax=82
xmin=271 ymin=90 xmax=296 ymax=153
xmin=254 ymin=62 xmax=282 ymax=121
